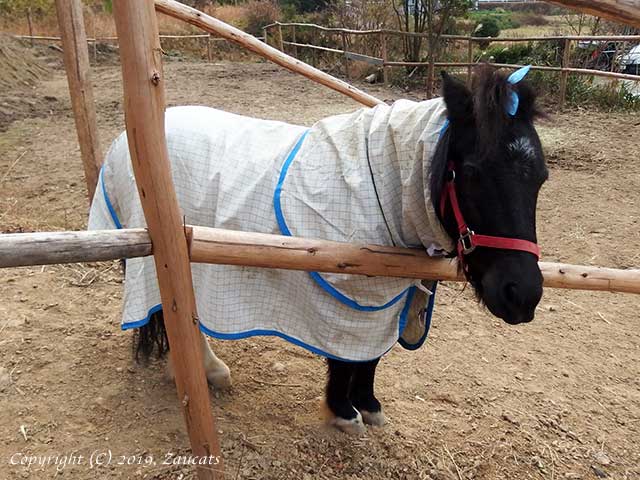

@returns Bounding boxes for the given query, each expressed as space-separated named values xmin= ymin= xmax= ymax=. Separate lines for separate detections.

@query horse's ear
xmin=441 ymin=71 xmax=473 ymax=123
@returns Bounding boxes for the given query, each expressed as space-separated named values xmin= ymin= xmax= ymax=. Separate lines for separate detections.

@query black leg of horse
xmin=350 ymin=358 xmax=385 ymax=426
xmin=325 ymin=359 xmax=365 ymax=434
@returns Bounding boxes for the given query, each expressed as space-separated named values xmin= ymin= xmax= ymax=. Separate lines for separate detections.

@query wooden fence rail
xmin=3 ymin=227 xmax=640 ymax=295
xmin=266 ymin=22 xmax=640 ymax=104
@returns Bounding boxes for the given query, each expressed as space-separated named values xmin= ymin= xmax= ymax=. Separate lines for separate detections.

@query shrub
xmin=479 ymin=41 xmax=561 ymax=65
xmin=469 ymin=10 xmax=519 ymax=32
xmin=567 ymin=77 xmax=640 ymax=111
xmin=244 ymin=0 xmax=281 ymax=36
xmin=474 ymin=16 xmax=500 ymax=38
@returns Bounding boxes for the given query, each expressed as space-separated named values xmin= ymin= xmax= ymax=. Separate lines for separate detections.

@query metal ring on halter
xmin=459 ymin=228 xmax=476 ymax=255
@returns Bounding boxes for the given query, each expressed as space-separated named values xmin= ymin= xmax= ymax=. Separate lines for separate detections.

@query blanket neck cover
xmin=89 ymin=98 xmax=452 ymax=361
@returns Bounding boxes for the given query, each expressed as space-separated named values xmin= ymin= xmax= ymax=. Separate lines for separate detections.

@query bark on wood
xmin=2 ymin=226 xmax=640 ymax=295
xmin=112 ymin=1 xmax=222 ymax=478
xmin=55 ymin=0 xmax=103 ymax=203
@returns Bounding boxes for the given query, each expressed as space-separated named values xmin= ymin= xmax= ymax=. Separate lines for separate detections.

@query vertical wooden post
xmin=559 ymin=37 xmax=571 ymax=109
xmin=112 ymin=2 xmax=223 ymax=479
xmin=277 ymin=23 xmax=284 ymax=51
xmin=311 ymin=28 xmax=318 ymax=67
xmin=381 ymin=32 xmax=389 ymax=84
xmin=26 ymin=8 xmax=34 ymax=46
xmin=89 ymin=7 xmax=98 ymax=65
xmin=207 ymin=34 xmax=212 ymax=63
xmin=341 ymin=31 xmax=349 ymax=79
xmin=262 ymin=25 xmax=268 ymax=46
xmin=291 ymin=25 xmax=298 ymax=58
xmin=467 ymin=37 xmax=473 ymax=87
xmin=426 ymin=56 xmax=435 ymax=99
xmin=55 ymin=0 xmax=102 ymax=203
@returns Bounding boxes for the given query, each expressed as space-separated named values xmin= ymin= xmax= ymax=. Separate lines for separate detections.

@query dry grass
xmin=0 ymin=5 xmax=251 ymax=40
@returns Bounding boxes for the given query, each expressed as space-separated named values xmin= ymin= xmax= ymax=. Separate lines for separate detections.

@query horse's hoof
xmin=360 ymin=409 xmax=386 ymax=427
xmin=329 ymin=411 xmax=366 ymax=435
xmin=206 ymin=367 xmax=232 ymax=390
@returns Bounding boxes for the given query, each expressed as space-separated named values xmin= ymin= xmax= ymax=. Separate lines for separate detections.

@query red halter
xmin=439 ymin=162 xmax=541 ymax=269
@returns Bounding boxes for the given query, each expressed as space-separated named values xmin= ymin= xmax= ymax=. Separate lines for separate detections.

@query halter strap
xmin=439 ymin=162 xmax=540 ymax=269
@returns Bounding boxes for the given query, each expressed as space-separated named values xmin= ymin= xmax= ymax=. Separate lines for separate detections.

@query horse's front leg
xmin=350 ymin=358 xmax=385 ymax=426
xmin=166 ymin=333 xmax=231 ymax=390
xmin=324 ymin=359 xmax=365 ymax=434
xmin=200 ymin=334 xmax=232 ymax=389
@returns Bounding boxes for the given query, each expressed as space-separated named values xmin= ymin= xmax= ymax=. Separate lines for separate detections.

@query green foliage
xmin=0 ymin=0 xmax=53 ymax=15
xmin=567 ymin=77 xmax=640 ymax=111
xmin=469 ymin=9 xmax=519 ymax=31
xmin=479 ymin=41 xmax=561 ymax=65
xmin=474 ymin=16 xmax=500 ymax=38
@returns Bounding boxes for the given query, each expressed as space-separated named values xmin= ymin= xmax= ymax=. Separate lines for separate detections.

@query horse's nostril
xmin=503 ymin=282 xmax=520 ymax=305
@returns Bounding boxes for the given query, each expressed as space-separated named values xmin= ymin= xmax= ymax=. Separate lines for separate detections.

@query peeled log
xmin=544 ymin=0 xmax=640 ymax=28
xmin=2 ymin=227 xmax=639 ymax=295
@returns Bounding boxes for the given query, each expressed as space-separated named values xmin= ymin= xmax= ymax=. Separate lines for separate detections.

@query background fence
xmin=263 ymin=21 xmax=640 ymax=107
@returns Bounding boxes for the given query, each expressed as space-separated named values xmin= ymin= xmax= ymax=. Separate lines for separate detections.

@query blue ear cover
xmin=506 ymin=65 xmax=531 ymax=116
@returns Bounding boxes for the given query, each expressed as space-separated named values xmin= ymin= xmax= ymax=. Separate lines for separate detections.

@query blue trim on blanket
xmin=274 ymin=130 xmax=410 ymax=312
xmin=121 ymin=287 xmax=415 ymax=362
xmin=100 ymin=165 xmax=123 ymax=229
xmin=439 ymin=118 xmax=450 ymax=137
xmin=398 ymin=282 xmax=437 ymax=351
xmin=121 ymin=304 xmax=164 ymax=331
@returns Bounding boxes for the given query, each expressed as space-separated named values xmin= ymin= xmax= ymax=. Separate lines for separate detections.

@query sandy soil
xmin=1 ymin=50 xmax=639 ymax=480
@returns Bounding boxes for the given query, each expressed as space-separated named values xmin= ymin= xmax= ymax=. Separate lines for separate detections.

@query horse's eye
xmin=462 ymin=163 xmax=480 ymax=178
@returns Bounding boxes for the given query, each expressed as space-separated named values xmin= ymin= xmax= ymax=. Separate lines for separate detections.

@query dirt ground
xmin=1 ymin=41 xmax=639 ymax=480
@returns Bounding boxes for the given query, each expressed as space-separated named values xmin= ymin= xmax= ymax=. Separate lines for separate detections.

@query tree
xmin=280 ymin=0 xmax=331 ymax=14
xmin=392 ymin=0 xmax=469 ymax=62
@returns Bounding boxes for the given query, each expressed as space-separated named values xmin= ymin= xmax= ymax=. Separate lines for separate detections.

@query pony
xmin=107 ymin=65 xmax=548 ymax=434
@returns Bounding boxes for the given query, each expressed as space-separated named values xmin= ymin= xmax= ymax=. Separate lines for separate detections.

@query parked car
xmin=619 ymin=44 xmax=640 ymax=75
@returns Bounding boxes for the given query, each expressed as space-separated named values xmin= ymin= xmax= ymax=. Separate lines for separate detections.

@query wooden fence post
xmin=311 ymin=28 xmax=318 ymax=67
xmin=291 ymin=25 xmax=298 ymax=58
xmin=467 ymin=37 xmax=473 ymax=87
xmin=112 ymin=1 xmax=223 ymax=479
xmin=277 ymin=23 xmax=284 ymax=51
xmin=381 ymin=32 xmax=389 ymax=84
xmin=262 ymin=25 xmax=268 ymax=46
xmin=426 ymin=55 xmax=435 ymax=99
xmin=559 ymin=38 xmax=572 ymax=109
xmin=89 ymin=7 xmax=98 ymax=65
xmin=55 ymin=0 xmax=102 ymax=203
xmin=207 ymin=34 xmax=212 ymax=62
xmin=26 ymin=8 xmax=34 ymax=46
xmin=341 ymin=31 xmax=349 ymax=79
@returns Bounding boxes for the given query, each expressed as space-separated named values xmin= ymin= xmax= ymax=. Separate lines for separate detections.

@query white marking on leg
xmin=360 ymin=409 xmax=386 ymax=427
xmin=201 ymin=334 xmax=231 ymax=389
xmin=330 ymin=410 xmax=366 ymax=435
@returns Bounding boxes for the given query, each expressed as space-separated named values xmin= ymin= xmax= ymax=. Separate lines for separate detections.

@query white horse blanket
xmin=88 ymin=99 xmax=453 ymax=361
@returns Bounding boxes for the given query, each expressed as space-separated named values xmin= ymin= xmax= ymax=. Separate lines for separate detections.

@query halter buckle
xmin=459 ymin=228 xmax=476 ymax=254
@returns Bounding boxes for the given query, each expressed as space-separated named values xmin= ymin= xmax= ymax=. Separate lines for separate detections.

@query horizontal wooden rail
xmin=1 ymin=227 xmax=639 ymax=295
xmin=14 ymin=33 xmax=257 ymax=42
xmin=0 ymin=229 xmax=152 ymax=267
xmin=382 ymin=61 xmax=640 ymax=82
xmin=265 ymin=23 xmax=640 ymax=43
xmin=283 ymin=41 xmax=344 ymax=55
